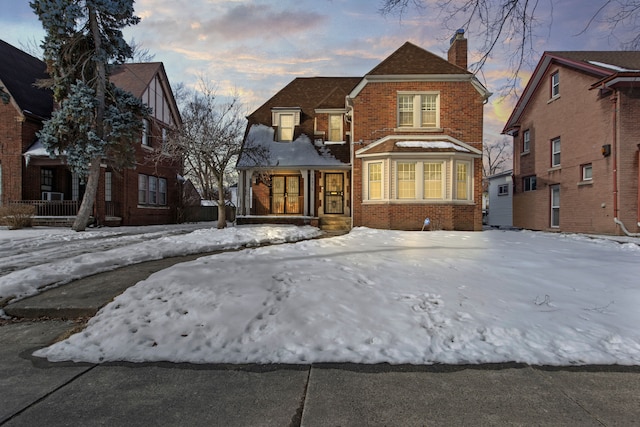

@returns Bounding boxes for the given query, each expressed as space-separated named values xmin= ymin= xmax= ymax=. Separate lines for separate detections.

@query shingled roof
xmin=547 ymin=51 xmax=640 ymax=72
xmin=367 ymin=42 xmax=470 ymax=76
xmin=109 ymin=62 xmax=164 ymax=98
xmin=0 ymin=39 xmax=53 ymax=119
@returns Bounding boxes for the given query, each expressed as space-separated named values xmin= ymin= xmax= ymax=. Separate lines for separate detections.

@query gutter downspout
xmin=611 ymin=90 xmax=640 ymax=236
xmin=346 ymin=96 xmax=355 ymax=230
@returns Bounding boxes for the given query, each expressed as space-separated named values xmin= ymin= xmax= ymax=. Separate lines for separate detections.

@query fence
xmin=9 ymin=200 xmax=80 ymax=217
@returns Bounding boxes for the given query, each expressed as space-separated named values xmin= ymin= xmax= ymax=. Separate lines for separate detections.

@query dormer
xmin=271 ymin=107 xmax=301 ymax=142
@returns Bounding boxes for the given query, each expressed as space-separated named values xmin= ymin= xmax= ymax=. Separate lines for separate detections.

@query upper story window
xmin=398 ymin=93 xmax=440 ymax=129
xmin=551 ymin=137 xmax=561 ymax=167
xmin=523 ymin=129 xmax=530 ymax=153
xmin=551 ymin=72 xmax=560 ymax=98
xmin=272 ymin=108 xmax=301 ymax=142
xmin=328 ymin=114 xmax=343 ymax=142
xmin=582 ymin=164 xmax=593 ymax=181
xmin=142 ymin=119 xmax=150 ymax=146
xmin=523 ymin=175 xmax=537 ymax=192
xmin=498 ymin=184 xmax=509 ymax=196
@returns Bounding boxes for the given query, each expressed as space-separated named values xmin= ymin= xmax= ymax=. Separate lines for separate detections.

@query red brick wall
xmin=351 ymin=80 xmax=484 ymax=231
xmin=511 ymin=64 xmax=638 ymax=235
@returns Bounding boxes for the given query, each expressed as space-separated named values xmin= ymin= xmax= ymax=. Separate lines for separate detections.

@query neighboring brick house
xmin=237 ymin=32 xmax=491 ymax=231
xmin=503 ymin=51 xmax=640 ymax=235
xmin=0 ymin=40 xmax=183 ymax=226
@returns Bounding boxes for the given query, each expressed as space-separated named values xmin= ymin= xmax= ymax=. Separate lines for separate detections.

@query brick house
xmin=503 ymin=51 xmax=640 ymax=235
xmin=237 ymin=32 xmax=491 ymax=231
xmin=0 ymin=39 xmax=183 ymax=226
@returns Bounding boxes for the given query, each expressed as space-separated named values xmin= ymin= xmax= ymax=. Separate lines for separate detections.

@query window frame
xmin=550 ymin=185 xmax=560 ymax=228
xmin=522 ymin=129 xmax=530 ymax=153
xmin=582 ymin=164 xmax=593 ymax=181
xmin=367 ymin=161 xmax=383 ymax=200
xmin=138 ymin=174 xmax=168 ymax=206
xmin=142 ymin=119 xmax=150 ymax=146
xmin=397 ymin=92 xmax=440 ymax=129
xmin=396 ymin=162 xmax=416 ymax=199
xmin=423 ymin=161 xmax=444 ymax=199
xmin=551 ymin=72 xmax=560 ymax=98
xmin=523 ymin=175 xmax=537 ymax=192
xmin=328 ymin=113 xmax=343 ymax=142
xmin=551 ymin=137 xmax=561 ymax=167
xmin=498 ymin=184 xmax=509 ymax=196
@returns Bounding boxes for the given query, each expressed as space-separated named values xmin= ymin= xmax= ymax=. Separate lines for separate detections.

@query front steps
xmin=319 ymin=216 xmax=351 ymax=232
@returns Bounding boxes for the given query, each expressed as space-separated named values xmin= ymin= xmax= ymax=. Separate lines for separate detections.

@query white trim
xmin=356 ymin=134 xmax=482 ymax=156
xmin=348 ymin=74 xmax=491 ymax=99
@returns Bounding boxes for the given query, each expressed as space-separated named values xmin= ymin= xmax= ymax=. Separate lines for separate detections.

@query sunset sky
xmin=0 ymin=0 xmax=635 ymax=144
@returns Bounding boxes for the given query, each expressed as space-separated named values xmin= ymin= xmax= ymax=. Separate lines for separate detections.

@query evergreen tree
xmin=31 ymin=0 xmax=150 ymax=231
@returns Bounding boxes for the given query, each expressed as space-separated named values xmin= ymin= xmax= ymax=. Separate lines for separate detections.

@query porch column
xmin=238 ymin=170 xmax=251 ymax=216
xmin=300 ymin=169 xmax=309 ymax=216
xmin=309 ymin=170 xmax=315 ymax=217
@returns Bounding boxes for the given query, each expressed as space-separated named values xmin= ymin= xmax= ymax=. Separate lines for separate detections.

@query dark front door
xmin=324 ymin=173 xmax=344 ymax=214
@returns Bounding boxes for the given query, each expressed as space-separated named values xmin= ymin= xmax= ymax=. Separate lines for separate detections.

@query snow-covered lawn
xmin=20 ymin=226 xmax=640 ymax=366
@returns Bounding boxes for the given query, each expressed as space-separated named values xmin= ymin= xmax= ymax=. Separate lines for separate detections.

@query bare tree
xmin=380 ymin=0 xmax=640 ymax=95
xmin=483 ymin=137 xmax=512 ymax=177
xmin=128 ymin=38 xmax=156 ymax=63
xmin=156 ymin=79 xmax=247 ymax=229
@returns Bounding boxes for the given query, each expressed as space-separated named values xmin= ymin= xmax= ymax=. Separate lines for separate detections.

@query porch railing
xmin=9 ymin=200 xmax=80 ymax=217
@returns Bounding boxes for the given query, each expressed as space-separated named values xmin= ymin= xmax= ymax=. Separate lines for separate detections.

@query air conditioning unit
xmin=42 ymin=191 xmax=64 ymax=201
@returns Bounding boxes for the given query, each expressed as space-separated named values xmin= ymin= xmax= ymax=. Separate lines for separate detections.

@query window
xmin=551 ymin=137 xmax=561 ymax=167
xmin=455 ymin=162 xmax=471 ymax=200
xmin=272 ymin=108 xmax=300 ymax=142
xmin=551 ymin=185 xmax=560 ymax=228
xmin=328 ymin=114 xmax=343 ymax=142
xmin=551 ymin=72 xmax=560 ymax=97
xmin=523 ymin=129 xmax=530 ymax=153
xmin=498 ymin=184 xmax=509 ymax=196
xmin=138 ymin=174 xmax=168 ymax=206
xmin=138 ymin=174 xmax=148 ymax=204
xmin=523 ymin=175 xmax=537 ymax=192
xmin=148 ymin=176 xmax=158 ymax=204
xmin=582 ymin=164 xmax=592 ymax=181
xmin=368 ymin=162 xmax=382 ymax=200
xmin=397 ymin=162 xmax=416 ymax=199
xmin=142 ymin=119 xmax=150 ymax=146
xmin=41 ymin=168 xmax=54 ymax=191
xmin=423 ymin=162 xmax=443 ymax=199
xmin=105 ymin=172 xmax=112 ymax=202
xmin=159 ymin=178 xmax=167 ymax=205
xmin=397 ymin=93 xmax=439 ymax=128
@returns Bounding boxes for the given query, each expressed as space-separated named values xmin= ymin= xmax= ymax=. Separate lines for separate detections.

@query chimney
xmin=448 ymin=29 xmax=467 ymax=70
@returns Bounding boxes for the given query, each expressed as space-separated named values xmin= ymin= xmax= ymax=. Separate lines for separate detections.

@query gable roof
xmin=0 ymin=39 xmax=53 ymax=119
xmin=367 ymin=42 xmax=471 ymax=76
xmin=503 ymin=50 xmax=640 ymax=134
xmin=355 ymin=135 xmax=481 ymax=157
xmin=110 ymin=62 xmax=182 ymax=126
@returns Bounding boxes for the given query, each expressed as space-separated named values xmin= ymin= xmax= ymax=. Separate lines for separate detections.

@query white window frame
xmin=366 ymin=161 xmax=383 ymax=200
xmin=551 ymin=137 xmax=561 ymax=167
xmin=523 ymin=129 xmax=530 ymax=153
xmin=138 ymin=174 xmax=148 ymax=204
xmin=423 ymin=161 xmax=445 ymax=199
xmin=498 ymin=184 xmax=509 ymax=196
xmin=551 ymin=72 xmax=560 ymax=98
xmin=582 ymin=164 xmax=592 ymax=181
xmin=397 ymin=92 xmax=440 ymax=129
xmin=328 ymin=114 xmax=343 ymax=142
xmin=272 ymin=108 xmax=301 ymax=142
xmin=396 ymin=162 xmax=417 ymax=199
xmin=551 ymin=185 xmax=560 ymax=228
xmin=454 ymin=160 xmax=472 ymax=201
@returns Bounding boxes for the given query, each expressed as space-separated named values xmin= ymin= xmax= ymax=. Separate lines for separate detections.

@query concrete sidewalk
xmin=2 ymin=249 xmax=640 ymax=425
xmin=2 ymin=321 xmax=640 ymax=426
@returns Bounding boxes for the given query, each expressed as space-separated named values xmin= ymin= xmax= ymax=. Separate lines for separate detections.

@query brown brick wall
xmin=512 ymin=64 xmax=639 ymax=235
xmin=351 ymin=79 xmax=484 ymax=231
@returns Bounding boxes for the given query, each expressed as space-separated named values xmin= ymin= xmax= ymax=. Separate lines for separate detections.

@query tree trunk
xmin=73 ymin=158 xmax=101 ymax=231
xmin=72 ymin=7 xmax=106 ymax=232
xmin=217 ymin=174 xmax=226 ymax=229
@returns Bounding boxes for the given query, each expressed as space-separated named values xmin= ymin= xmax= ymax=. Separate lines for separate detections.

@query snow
xmin=396 ymin=141 xmax=470 ymax=152
xmin=236 ymin=124 xmax=345 ymax=168
xmin=588 ymin=60 xmax=640 ymax=72
xmin=0 ymin=223 xmax=321 ymax=302
xmin=6 ymin=224 xmax=636 ymax=366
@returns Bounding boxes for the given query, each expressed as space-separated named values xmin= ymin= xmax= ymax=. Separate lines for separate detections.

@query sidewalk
xmin=2 ymin=251 xmax=640 ymax=425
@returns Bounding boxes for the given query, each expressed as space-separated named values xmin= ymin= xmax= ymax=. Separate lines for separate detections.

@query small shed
xmin=487 ymin=170 xmax=513 ymax=228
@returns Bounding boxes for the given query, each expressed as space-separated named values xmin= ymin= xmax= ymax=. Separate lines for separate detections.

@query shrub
xmin=0 ymin=204 xmax=36 ymax=229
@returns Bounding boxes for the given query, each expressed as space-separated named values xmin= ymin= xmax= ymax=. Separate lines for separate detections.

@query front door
xmin=271 ymin=176 xmax=300 ymax=214
xmin=324 ymin=173 xmax=344 ymax=214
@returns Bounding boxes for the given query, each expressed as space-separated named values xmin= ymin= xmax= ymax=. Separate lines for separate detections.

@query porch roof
xmin=237 ymin=124 xmax=349 ymax=170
